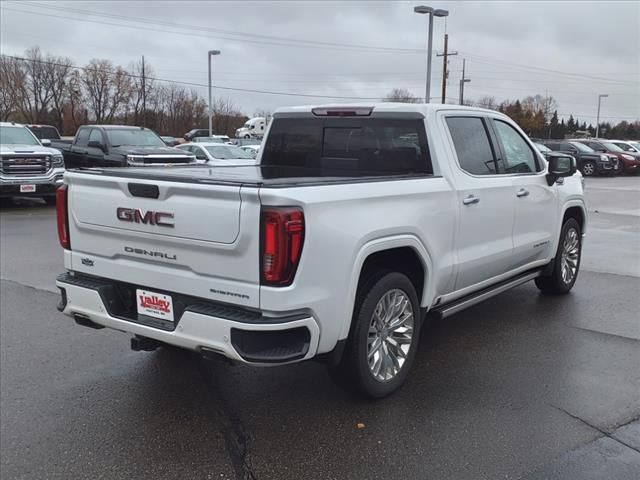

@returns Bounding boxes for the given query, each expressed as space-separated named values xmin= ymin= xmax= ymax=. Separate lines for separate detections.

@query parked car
xmin=55 ymin=103 xmax=585 ymax=398
xmin=160 ymin=136 xmax=180 ymax=147
xmin=54 ymin=125 xmax=195 ymax=168
xmin=542 ymin=140 xmax=616 ymax=176
xmin=183 ymin=128 xmax=213 ymax=141
xmin=610 ymin=140 xmax=640 ymax=154
xmin=192 ymin=135 xmax=232 ymax=144
xmin=235 ymin=117 xmax=268 ymax=139
xmin=176 ymin=142 xmax=256 ymax=165
xmin=574 ymin=139 xmax=639 ymax=174
xmin=25 ymin=124 xmax=66 ymax=144
xmin=0 ymin=122 xmax=65 ymax=204
xmin=239 ymin=144 xmax=260 ymax=158
xmin=231 ymin=138 xmax=262 ymax=147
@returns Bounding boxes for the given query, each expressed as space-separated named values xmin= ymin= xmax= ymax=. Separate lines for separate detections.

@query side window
xmin=493 ymin=120 xmax=539 ymax=173
xmin=559 ymin=142 xmax=574 ymax=151
xmin=445 ymin=116 xmax=497 ymax=175
xmin=546 ymin=143 xmax=560 ymax=151
xmin=193 ymin=147 xmax=207 ymax=160
xmin=88 ymin=129 xmax=103 ymax=145
xmin=75 ymin=128 xmax=90 ymax=147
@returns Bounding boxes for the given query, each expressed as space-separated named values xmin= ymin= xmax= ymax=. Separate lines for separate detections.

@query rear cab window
xmin=262 ymin=117 xmax=432 ymax=175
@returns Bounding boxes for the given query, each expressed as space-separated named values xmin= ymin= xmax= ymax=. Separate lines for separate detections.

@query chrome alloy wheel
xmin=367 ymin=289 xmax=414 ymax=382
xmin=561 ymin=227 xmax=580 ymax=284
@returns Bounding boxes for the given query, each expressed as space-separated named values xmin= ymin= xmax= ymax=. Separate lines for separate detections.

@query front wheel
xmin=330 ymin=272 xmax=421 ymax=398
xmin=580 ymin=161 xmax=596 ymax=177
xmin=535 ymin=218 xmax=582 ymax=294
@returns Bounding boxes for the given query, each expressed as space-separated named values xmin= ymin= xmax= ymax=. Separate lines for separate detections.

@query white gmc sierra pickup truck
xmin=56 ymin=104 xmax=586 ymax=397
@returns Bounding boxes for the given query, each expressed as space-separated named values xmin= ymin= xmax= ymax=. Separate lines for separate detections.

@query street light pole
xmin=595 ymin=94 xmax=608 ymax=138
xmin=208 ymin=50 xmax=221 ymax=137
xmin=414 ymin=6 xmax=449 ymax=104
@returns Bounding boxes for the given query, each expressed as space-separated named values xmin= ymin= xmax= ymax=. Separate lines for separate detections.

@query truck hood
xmin=111 ymin=145 xmax=192 ymax=156
xmin=0 ymin=144 xmax=63 ymax=155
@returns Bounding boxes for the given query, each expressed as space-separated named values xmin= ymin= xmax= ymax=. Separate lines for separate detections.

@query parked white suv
xmin=1 ymin=122 xmax=65 ymax=204
xmin=55 ymin=104 xmax=586 ymax=397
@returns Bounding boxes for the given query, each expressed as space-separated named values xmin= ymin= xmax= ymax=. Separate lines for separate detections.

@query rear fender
xmin=339 ymin=235 xmax=433 ymax=340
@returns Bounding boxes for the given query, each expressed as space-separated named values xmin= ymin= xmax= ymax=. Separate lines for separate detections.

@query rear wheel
xmin=535 ymin=218 xmax=582 ymax=294
xmin=330 ymin=272 xmax=421 ymax=398
xmin=580 ymin=161 xmax=596 ymax=177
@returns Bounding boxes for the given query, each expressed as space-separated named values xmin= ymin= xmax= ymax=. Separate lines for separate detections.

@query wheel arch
xmin=562 ymin=203 xmax=587 ymax=234
xmin=340 ymin=235 xmax=434 ymax=341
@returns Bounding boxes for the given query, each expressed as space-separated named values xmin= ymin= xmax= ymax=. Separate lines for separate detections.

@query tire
xmin=535 ymin=218 xmax=582 ymax=294
xmin=580 ymin=161 xmax=596 ymax=177
xmin=44 ymin=196 xmax=56 ymax=206
xmin=330 ymin=271 xmax=421 ymax=398
xmin=244 ymin=134 xmax=251 ymax=139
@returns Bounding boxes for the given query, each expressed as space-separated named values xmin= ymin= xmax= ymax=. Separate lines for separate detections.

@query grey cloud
xmin=1 ymin=0 xmax=638 ymax=123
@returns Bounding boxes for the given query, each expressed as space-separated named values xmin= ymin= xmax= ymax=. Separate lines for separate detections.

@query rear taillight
xmin=260 ymin=207 xmax=304 ymax=286
xmin=56 ymin=185 xmax=70 ymax=249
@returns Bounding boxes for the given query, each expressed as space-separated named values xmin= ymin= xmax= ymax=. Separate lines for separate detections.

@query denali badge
xmin=124 ymin=246 xmax=177 ymax=260
xmin=117 ymin=207 xmax=174 ymax=227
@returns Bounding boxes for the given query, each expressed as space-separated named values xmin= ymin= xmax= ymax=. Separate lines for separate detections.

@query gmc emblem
xmin=116 ymin=207 xmax=174 ymax=227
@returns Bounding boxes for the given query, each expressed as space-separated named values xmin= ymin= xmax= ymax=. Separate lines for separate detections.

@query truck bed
xmin=70 ymin=165 xmax=433 ymax=188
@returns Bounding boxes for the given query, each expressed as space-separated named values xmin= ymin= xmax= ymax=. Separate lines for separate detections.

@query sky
xmin=1 ymin=0 xmax=639 ymax=125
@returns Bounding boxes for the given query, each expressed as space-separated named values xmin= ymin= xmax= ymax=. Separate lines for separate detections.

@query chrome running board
xmin=431 ymin=270 xmax=542 ymax=320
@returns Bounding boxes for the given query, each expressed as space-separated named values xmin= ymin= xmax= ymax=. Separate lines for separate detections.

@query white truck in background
xmin=235 ymin=117 xmax=268 ymax=139
xmin=1 ymin=122 xmax=65 ymax=204
xmin=55 ymin=104 xmax=586 ymax=398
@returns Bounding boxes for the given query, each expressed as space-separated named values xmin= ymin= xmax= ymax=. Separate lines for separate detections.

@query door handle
xmin=463 ymin=195 xmax=480 ymax=205
xmin=516 ymin=188 xmax=530 ymax=198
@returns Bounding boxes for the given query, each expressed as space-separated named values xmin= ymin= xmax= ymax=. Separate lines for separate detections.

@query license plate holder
xmin=136 ymin=289 xmax=174 ymax=322
xmin=20 ymin=184 xmax=36 ymax=193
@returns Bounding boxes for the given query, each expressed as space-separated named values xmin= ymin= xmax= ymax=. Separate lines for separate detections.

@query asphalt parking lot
xmin=1 ymin=176 xmax=639 ymax=480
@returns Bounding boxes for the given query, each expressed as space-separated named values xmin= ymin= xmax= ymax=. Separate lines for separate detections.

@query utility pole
xmin=141 ymin=55 xmax=146 ymax=128
xmin=459 ymin=58 xmax=471 ymax=105
xmin=208 ymin=50 xmax=221 ymax=137
xmin=436 ymin=33 xmax=457 ymax=104
xmin=595 ymin=94 xmax=608 ymax=138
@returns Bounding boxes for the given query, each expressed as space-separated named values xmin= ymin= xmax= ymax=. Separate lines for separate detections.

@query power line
xmin=0 ymin=54 xmax=394 ymax=101
xmin=460 ymin=52 xmax=638 ymax=86
xmin=4 ymin=3 xmax=423 ymax=55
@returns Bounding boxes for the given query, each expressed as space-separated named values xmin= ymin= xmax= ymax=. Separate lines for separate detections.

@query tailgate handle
xmin=128 ymin=183 xmax=159 ymax=199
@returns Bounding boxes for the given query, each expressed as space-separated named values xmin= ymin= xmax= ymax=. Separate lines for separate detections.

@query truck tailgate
xmin=65 ymin=171 xmax=261 ymax=308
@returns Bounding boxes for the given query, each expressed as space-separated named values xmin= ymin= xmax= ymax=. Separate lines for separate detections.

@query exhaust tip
xmin=73 ymin=313 xmax=104 ymax=330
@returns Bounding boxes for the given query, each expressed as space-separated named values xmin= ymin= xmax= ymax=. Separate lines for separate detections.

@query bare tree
xmin=476 ymin=95 xmax=498 ymax=110
xmin=211 ymin=97 xmax=244 ymax=136
xmin=82 ymin=59 xmax=133 ymax=123
xmin=44 ymin=54 xmax=73 ymax=131
xmin=128 ymin=59 xmax=154 ymax=126
xmin=383 ymin=88 xmax=420 ymax=103
xmin=63 ymin=69 xmax=87 ymax=134
xmin=0 ymin=56 xmax=24 ymax=121
xmin=12 ymin=47 xmax=57 ymax=123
